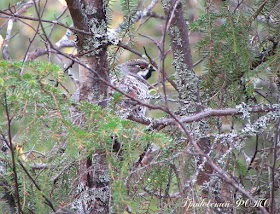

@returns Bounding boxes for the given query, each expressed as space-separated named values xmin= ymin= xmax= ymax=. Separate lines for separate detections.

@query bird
xmin=110 ymin=59 xmax=156 ymax=118
xmin=110 ymin=59 xmax=160 ymax=174
xmin=110 ymin=59 xmax=161 ymax=179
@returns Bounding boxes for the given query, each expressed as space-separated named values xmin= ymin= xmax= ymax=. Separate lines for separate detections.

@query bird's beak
xmin=150 ymin=66 xmax=156 ymax=72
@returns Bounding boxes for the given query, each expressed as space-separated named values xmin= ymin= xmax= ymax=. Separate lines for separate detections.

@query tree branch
xmin=1 ymin=95 xmax=23 ymax=213
xmin=129 ymin=104 xmax=280 ymax=129
xmin=167 ymin=107 xmax=270 ymax=214
xmin=0 ymin=9 xmax=91 ymax=35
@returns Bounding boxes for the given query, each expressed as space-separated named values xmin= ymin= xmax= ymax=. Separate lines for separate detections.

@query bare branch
xmin=113 ymin=0 xmax=160 ymax=34
xmin=168 ymin=108 xmax=270 ymax=214
xmin=0 ymin=9 xmax=91 ymax=35
xmin=25 ymin=28 xmax=75 ymax=61
xmin=129 ymin=104 xmax=280 ymax=129
xmin=2 ymin=19 xmax=13 ymax=60
xmin=1 ymin=94 xmax=22 ymax=213
xmin=18 ymin=161 xmax=56 ymax=212
xmin=2 ymin=1 xmax=35 ymax=60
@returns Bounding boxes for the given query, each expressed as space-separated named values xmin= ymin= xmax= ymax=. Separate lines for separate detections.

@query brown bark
xmin=162 ymin=0 xmax=213 ymax=198
xmin=66 ymin=0 xmax=109 ymax=104
xmin=65 ymin=1 xmax=110 ymax=213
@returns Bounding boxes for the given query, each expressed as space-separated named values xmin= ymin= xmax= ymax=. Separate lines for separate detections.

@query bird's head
xmin=119 ymin=59 xmax=156 ymax=80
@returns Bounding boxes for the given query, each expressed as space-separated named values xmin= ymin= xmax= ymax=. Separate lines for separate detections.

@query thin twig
xmin=167 ymin=107 xmax=269 ymax=214
xmin=18 ymin=161 xmax=56 ymax=212
xmin=0 ymin=9 xmax=92 ymax=35
xmin=1 ymin=94 xmax=23 ymax=213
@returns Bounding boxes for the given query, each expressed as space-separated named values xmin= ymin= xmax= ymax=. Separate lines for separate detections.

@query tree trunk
xmin=65 ymin=0 xmax=110 ymax=213
xmin=162 ymin=0 xmax=213 ymax=201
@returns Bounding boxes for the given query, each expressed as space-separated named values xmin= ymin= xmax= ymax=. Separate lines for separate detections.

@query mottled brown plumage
xmin=111 ymin=59 xmax=155 ymax=118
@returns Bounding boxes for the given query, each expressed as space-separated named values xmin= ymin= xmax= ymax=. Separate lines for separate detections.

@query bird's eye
xmin=139 ymin=65 xmax=146 ymax=69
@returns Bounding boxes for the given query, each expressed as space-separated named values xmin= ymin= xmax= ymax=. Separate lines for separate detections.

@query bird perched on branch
xmin=110 ymin=59 xmax=161 ymax=176
xmin=111 ymin=59 xmax=155 ymax=118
